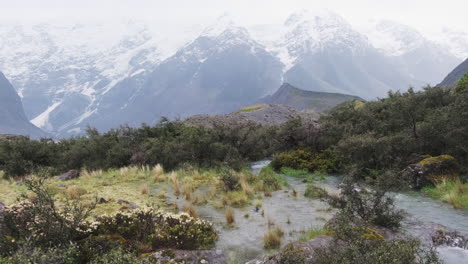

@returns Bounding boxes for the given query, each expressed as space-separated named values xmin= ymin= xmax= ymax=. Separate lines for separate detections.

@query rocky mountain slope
xmin=0 ymin=11 xmax=465 ymax=137
xmin=259 ymin=83 xmax=363 ymax=112
xmin=0 ymin=72 xmax=47 ymax=138
xmin=439 ymin=59 xmax=468 ymax=87
xmin=185 ymin=104 xmax=319 ymax=128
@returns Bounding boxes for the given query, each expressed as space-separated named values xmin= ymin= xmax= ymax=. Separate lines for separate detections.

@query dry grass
xmin=170 ymin=172 xmax=180 ymax=196
xmin=182 ymin=180 xmax=194 ymax=201
xmin=208 ymin=184 xmax=217 ymax=199
xmin=263 ymin=227 xmax=284 ymax=249
xmin=225 ymin=207 xmax=235 ymax=226
xmin=119 ymin=167 xmax=129 ymax=178
xmin=140 ymin=183 xmax=149 ymax=195
xmin=222 ymin=191 xmax=249 ymax=207
xmin=65 ymin=185 xmax=87 ymax=200
xmin=152 ymin=164 xmax=165 ymax=182
xmin=240 ymin=178 xmax=254 ymax=197
xmin=156 ymin=191 xmax=166 ymax=199
xmin=183 ymin=203 xmax=197 ymax=218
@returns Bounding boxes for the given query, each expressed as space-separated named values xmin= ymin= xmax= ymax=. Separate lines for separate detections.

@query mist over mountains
xmin=0 ymin=10 xmax=466 ymax=138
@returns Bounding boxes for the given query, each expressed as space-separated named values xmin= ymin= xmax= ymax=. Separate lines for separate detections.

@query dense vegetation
xmin=0 ymin=179 xmax=217 ymax=263
xmin=0 ymin=118 xmax=318 ymax=178
xmin=321 ymin=85 xmax=468 ymax=184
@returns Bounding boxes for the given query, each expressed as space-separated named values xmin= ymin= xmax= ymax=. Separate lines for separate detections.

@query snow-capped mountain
xmin=60 ymin=16 xmax=283 ymax=135
xmin=0 ymin=20 xmax=201 ymax=134
xmin=363 ymin=20 xmax=461 ymax=85
xmin=262 ymin=10 xmax=425 ymax=97
xmin=0 ymin=11 xmax=465 ymax=137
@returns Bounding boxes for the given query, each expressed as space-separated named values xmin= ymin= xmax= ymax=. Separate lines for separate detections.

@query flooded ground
xmin=166 ymin=160 xmax=468 ymax=263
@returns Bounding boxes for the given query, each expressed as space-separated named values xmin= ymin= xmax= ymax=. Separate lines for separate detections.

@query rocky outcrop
xmin=58 ymin=170 xmax=80 ymax=181
xmin=259 ymin=83 xmax=363 ymax=112
xmin=151 ymin=249 xmax=225 ymax=264
xmin=402 ymin=155 xmax=459 ymax=189
xmin=432 ymin=229 xmax=468 ymax=249
xmin=246 ymin=236 xmax=335 ymax=264
xmin=185 ymin=104 xmax=319 ymax=128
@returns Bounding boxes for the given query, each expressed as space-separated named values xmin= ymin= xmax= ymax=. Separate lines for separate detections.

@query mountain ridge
xmin=259 ymin=83 xmax=363 ymax=112
xmin=439 ymin=58 xmax=468 ymax=87
xmin=0 ymin=72 xmax=47 ymax=138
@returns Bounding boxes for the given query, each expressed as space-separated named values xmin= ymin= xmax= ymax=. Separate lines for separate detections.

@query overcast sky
xmin=0 ymin=0 xmax=466 ymax=32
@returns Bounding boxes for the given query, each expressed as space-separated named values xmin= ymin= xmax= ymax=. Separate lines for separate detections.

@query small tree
xmin=455 ymin=72 xmax=468 ymax=93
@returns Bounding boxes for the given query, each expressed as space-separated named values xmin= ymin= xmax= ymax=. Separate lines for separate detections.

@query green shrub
xmin=78 ymin=235 xmax=127 ymax=262
xmin=258 ymin=166 xmax=287 ymax=191
xmin=88 ymin=249 xmax=149 ymax=264
xmin=271 ymin=149 xmax=337 ymax=174
xmin=220 ymin=170 xmax=240 ymax=191
xmin=330 ymin=183 xmax=406 ymax=230
xmin=276 ymin=244 xmax=307 ymax=264
xmin=313 ymin=214 xmax=441 ymax=264
xmin=300 ymin=227 xmax=329 ymax=241
xmin=280 ymin=167 xmax=310 ymax=178
xmin=0 ymin=178 xmax=96 ymax=256
xmin=304 ymin=184 xmax=329 ymax=199
xmin=0 ymin=243 xmax=80 ymax=264
xmin=455 ymin=72 xmax=468 ymax=94
xmin=95 ymin=209 xmax=217 ymax=251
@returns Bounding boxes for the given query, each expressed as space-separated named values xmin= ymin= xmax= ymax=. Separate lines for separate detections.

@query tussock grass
xmin=170 ymin=172 xmax=180 ymax=196
xmin=299 ymin=226 xmax=329 ymax=242
xmin=183 ymin=203 xmax=197 ymax=218
xmin=140 ymin=183 xmax=149 ymax=195
xmin=423 ymin=177 xmax=468 ymax=210
xmin=225 ymin=207 xmax=235 ymax=226
xmin=65 ymin=185 xmax=87 ymax=200
xmin=263 ymin=227 xmax=284 ymax=249
xmin=222 ymin=191 xmax=249 ymax=207
xmin=182 ymin=180 xmax=195 ymax=201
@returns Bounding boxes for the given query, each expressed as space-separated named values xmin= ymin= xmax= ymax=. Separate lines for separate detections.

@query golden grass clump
xmin=240 ymin=178 xmax=254 ymax=197
xmin=65 ymin=185 xmax=87 ymax=200
xmin=156 ymin=191 xmax=167 ymax=199
xmin=140 ymin=183 xmax=149 ymax=195
xmin=183 ymin=203 xmax=197 ymax=218
xmin=263 ymin=227 xmax=284 ymax=249
xmin=152 ymin=164 xmax=164 ymax=182
xmin=222 ymin=191 xmax=249 ymax=207
xmin=90 ymin=169 xmax=103 ymax=178
xmin=170 ymin=172 xmax=180 ymax=196
xmin=208 ymin=184 xmax=218 ymax=200
xmin=225 ymin=207 xmax=235 ymax=226
xmin=182 ymin=180 xmax=195 ymax=201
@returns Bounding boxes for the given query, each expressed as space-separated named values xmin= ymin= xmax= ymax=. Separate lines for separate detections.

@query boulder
xmin=432 ymin=229 xmax=468 ymax=249
xmin=0 ymin=202 xmax=5 ymax=212
xmin=151 ymin=249 xmax=225 ymax=264
xmin=402 ymin=155 xmax=459 ymax=189
xmin=58 ymin=170 xmax=80 ymax=181
xmin=117 ymin=199 xmax=138 ymax=209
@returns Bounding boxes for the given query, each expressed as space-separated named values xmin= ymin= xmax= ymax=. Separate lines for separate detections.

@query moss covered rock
xmin=403 ymin=155 xmax=459 ymax=189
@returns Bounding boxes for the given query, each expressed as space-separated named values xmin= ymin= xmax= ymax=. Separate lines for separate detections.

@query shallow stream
xmin=169 ymin=160 xmax=468 ymax=263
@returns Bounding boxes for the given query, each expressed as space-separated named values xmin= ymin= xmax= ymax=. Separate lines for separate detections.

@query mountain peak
xmin=201 ymin=13 xmax=238 ymax=37
xmin=285 ymin=9 xmax=348 ymax=28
